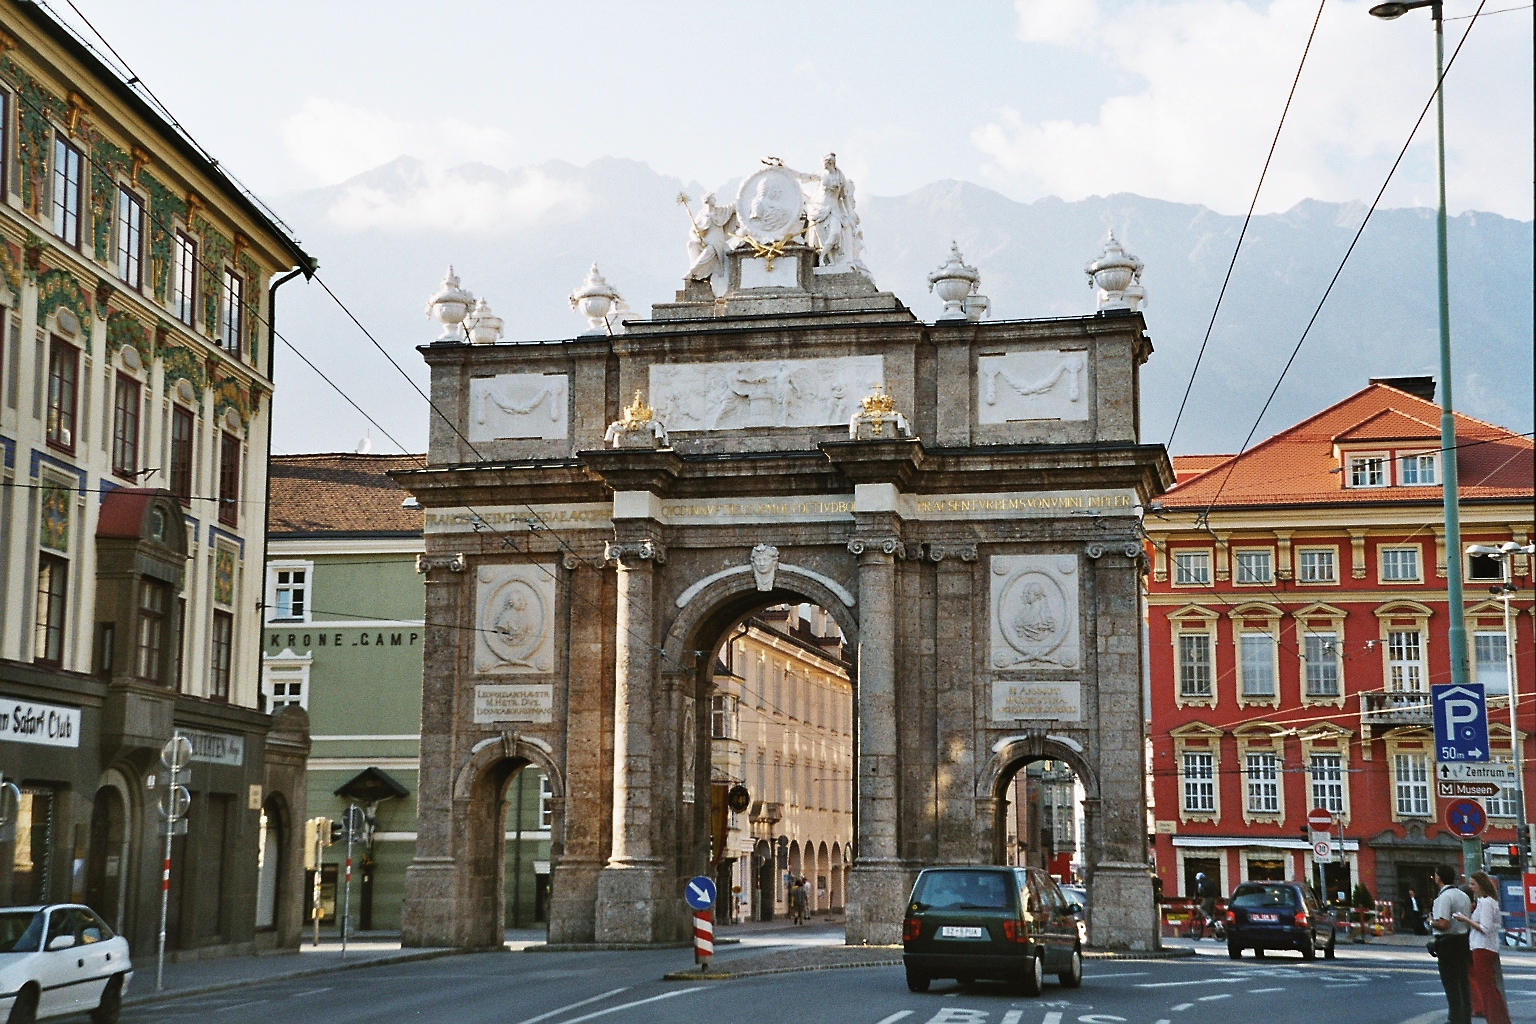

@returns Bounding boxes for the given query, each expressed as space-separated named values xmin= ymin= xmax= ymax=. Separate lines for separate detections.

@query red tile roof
xmin=268 ymin=453 xmax=425 ymax=536
xmin=1332 ymin=408 xmax=1439 ymax=443
xmin=1172 ymin=454 xmax=1233 ymax=483
xmin=1163 ymin=384 xmax=1533 ymax=509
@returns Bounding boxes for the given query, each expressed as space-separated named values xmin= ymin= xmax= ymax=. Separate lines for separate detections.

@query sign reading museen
xmin=991 ymin=680 xmax=1082 ymax=723
xmin=474 ymin=684 xmax=554 ymax=724
xmin=0 ymin=698 xmax=80 ymax=747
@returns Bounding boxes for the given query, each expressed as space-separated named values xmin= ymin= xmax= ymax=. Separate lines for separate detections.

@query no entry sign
xmin=1307 ymin=808 xmax=1333 ymax=831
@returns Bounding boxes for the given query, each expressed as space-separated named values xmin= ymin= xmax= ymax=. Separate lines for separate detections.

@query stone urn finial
xmin=1086 ymin=232 xmax=1147 ymax=312
xmin=927 ymin=242 xmax=990 ymax=321
xmin=463 ymin=297 xmax=504 ymax=345
xmin=425 ymin=265 xmax=475 ymax=343
xmin=848 ymin=383 xmax=911 ymax=440
xmin=569 ymin=263 xmax=623 ymax=335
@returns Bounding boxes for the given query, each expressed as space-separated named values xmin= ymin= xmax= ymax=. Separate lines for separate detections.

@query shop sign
xmin=991 ymin=680 xmax=1081 ymax=722
xmin=0 ymin=697 xmax=80 ymax=747
xmin=182 ymin=728 xmax=245 ymax=766
xmin=473 ymin=684 xmax=554 ymax=724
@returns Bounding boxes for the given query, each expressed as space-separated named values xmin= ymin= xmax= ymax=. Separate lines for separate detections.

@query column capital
xmin=925 ymin=542 xmax=978 ymax=563
xmin=416 ymin=552 xmax=466 ymax=574
xmin=605 ymin=538 xmax=666 ymax=566
xmin=848 ymin=536 xmax=904 ymax=560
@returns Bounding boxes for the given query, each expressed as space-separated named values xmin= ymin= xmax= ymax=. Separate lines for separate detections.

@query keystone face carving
xmin=749 ymin=544 xmax=780 ymax=591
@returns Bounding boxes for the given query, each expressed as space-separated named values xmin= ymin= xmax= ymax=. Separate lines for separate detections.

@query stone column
xmin=846 ymin=537 xmax=905 ymax=945
xmin=934 ymin=546 xmax=979 ymax=864
xmin=1085 ymin=540 xmax=1159 ymax=951
xmin=594 ymin=538 xmax=666 ymax=942
xmin=401 ymin=552 xmax=466 ymax=947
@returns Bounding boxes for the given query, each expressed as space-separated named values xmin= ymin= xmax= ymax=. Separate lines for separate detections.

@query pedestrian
xmin=1430 ymin=863 xmax=1473 ymax=1024
xmin=1404 ymin=886 xmax=1425 ymax=935
xmin=788 ymin=877 xmax=806 ymax=925
xmin=1455 ymin=871 xmax=1511 ymax=1024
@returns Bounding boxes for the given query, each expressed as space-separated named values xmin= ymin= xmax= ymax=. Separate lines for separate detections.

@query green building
xmin=264 ymin=453 xmax=550 ymax=933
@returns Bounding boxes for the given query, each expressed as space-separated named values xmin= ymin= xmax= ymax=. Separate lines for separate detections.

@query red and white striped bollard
xmin=693 ymin=908 xmax=714 ymax=971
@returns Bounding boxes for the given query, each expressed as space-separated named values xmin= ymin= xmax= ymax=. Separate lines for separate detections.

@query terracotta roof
xmin=1163 ymin=384 xmax=1533 ymax=509
xmin=1332 ymin=408 xmax=1439 ymax=443
xmin=1172 ymin=454 xmax=1233 ymax=483
xmin=268 ymin=453 xmax=424 ymax=536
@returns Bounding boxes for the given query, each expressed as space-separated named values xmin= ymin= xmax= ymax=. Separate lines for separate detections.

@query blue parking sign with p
xmin=1432 ymin=683 xmax=1490 ymax=763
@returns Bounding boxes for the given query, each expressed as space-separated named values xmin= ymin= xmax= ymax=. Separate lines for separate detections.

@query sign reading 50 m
xmin=1432 ymin=683 xmax=1490 ymax=763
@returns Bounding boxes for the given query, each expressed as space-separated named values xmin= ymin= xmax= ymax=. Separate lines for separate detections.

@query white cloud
xmin=975 ymin=0 xmax=1534 ymax=218
xmin=324 ymin=165 xmax=589 ymax=234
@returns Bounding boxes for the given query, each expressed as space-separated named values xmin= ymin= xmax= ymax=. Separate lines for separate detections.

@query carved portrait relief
xmin=990 ymin=554 xmax=1081 ymax=670
xmin=474 ymin=564 xmax=556 ymax=674
xmin=736 ymin=165 xmax=805 ymax=244
xmin=977 ymin=350 xmax=1089 ymax=424
xmin=468 ymin=373 xmax=569 ymax=442
xmin=649 ymin=356 xmax=882 ymax=432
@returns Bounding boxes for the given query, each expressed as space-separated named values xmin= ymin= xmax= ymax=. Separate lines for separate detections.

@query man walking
xmin=1430 ymin=863 xmax=1473 ymax=1024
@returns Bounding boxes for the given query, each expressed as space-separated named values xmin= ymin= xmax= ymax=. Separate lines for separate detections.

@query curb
xmin=525 ymin=942 xmax=693 ymax=952
xmin=1085 ymin=947 xmax=1196 ymax=960
xmin=121 ymin=947 xmax=466 ymax=1008
xmin=663 ymin=958 xmax=902 ymax=981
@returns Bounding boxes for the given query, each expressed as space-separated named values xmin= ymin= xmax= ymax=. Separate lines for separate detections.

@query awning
xmin=1171 ymin=835 xmax=1359 ymax=852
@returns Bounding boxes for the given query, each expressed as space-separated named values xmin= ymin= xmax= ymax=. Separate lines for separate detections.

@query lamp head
xmin=1369 ymin=0 xmax=1436 ymax=17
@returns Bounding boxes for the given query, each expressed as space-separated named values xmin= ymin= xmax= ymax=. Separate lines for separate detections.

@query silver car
xmin=0 ymin=905 xmax=132 ymax=1024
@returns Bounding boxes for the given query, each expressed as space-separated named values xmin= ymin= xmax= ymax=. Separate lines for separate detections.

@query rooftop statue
xmin=680 ymin=192 xmax=739 ymax=295
xmin=795 ymin=153 xmax=869 ymax=277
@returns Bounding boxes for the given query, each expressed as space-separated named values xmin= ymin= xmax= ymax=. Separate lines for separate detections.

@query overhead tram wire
xmin=1165 ymin=0 xmax=1329 ymax=451
xmin=1197 ymin=1 xmax=1490 ymax=521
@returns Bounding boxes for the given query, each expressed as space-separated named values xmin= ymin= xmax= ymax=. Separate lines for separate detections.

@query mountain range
xmin=269 ymin=157 xmax=1533 ymax=458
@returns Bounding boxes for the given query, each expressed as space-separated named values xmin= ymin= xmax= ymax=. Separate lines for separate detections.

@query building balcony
xmin=1359 ymin=689 xmax=1432 ymax=727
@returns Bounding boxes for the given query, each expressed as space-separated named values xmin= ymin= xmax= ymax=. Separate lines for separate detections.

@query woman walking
xmin=1454 ymin=871 xmax=1510 ymax=1024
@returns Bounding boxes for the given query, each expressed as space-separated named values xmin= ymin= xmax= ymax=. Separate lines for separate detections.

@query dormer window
xmin=1347 ymin=454 xmax=1387 ymax=488
xmin=1399 ymin=452 xmax=1437 ymax=486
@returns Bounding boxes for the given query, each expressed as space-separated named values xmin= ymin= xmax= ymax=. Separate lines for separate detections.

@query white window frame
xmin=265 ymin=560 xmax=314 ymax=624
xmin=1309 ymin=753 xmax=1346 ymax=815
xmin=1296 ymin=547 xmax=1338 ymax=585
xmin=1182 ymin=751 xmax=1216 ymax=814
xmin=1393 ymin=752 xmax=1431 ymax=818
xmin=1473 ymin=631 xmax=1510 ymax=696
xmin=1233 ymin=549 xmax=1274 ymax=586
xmin=1346 ymin=453 xmax=1389 ymax=488
xmin=1380 ymin=546 xmax=1422 ymax=583
xmin=261 ymin=648 xmax=312 ymax=711
xmin=1303 ymin=631 xmax=1341 ymax=698
xmin=538 ymin=773 xmax=553 ymax=828
xmin=1178 ymin=632 xmax=1214 ymax=700
xmin=1397 ymin=451 xmax=1437 ymax=486
xmin=1173 ymin=549 xmax=1212 ymax=587
xmin=1386 ymin=629 xmax=1425 ymax=692
xmin=1245 ymin=752 xmax=1280 ymax=814
xmin=1237 ymin=631 xmax=1278 ymax=699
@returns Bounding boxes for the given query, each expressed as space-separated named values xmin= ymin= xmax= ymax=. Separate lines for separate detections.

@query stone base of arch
xmin=594 ymin=862 xmax=673 ymax=943
xmin=845 ymin=861 xmax=909 ymax=945
xmin=1086 ymin=862 xmax=1159 ymax=952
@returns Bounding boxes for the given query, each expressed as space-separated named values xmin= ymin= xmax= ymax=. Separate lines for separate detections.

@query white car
xmin=0 ymin=905 xmax=131 ymax=1024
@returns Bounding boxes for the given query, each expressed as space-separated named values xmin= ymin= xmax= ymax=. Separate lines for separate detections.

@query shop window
xmin=136 ymin=579 xmax=169 ymax=682
xmin=210 ymin=609 xmax=233 ymax=700
xmin=1303 ymin=633 xmax=1341 ymax=697
xmin=1174 ymin=550 xmax=1210 ymax=585
xmin=1178 ymin=633 xmax=1213 ymax=698
xmin=1182 ymin=752 xmax=1215 ymax=813
xmin=11 ymin=788 xmax=56 ymax=903
xmin=1474 ymin=632 xmax=1509 ymax=695
xmin=51 ymin=136 xmax=82 ymax=246
xmin=111 ymin=374 xmax=140 ymax=478
xmin=218 ymin=432 xmax=240 ymax=526
xmin=1298 ymin=549 xmax=1336 ymax=583
xmin=1310 ymin=754 xmax=1345 ymax=814
xmin=1394 ymin=753 xmax=1431 ymax=817
xmin=1387 ymin=630 xmax=1425 ymax=691
xmin=115 ymin=186 xmax=144 ymax=289
xmin=170 ymin=405 xmax=194 ymax=504
xmin=34 ymin=553 xmax=68 ymax=665
xmin=1245 ymin=753 xmax=1279 ymax=813
xmin=46 ymin=337 xmax=77 ymax=453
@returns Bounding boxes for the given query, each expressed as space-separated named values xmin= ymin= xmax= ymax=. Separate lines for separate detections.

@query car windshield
xmin=0 ymin=910 xmax=44 ymax=953
xmin=1231 ymin=885 xmax=1299 ymax=909
xmin=913 ymin=871 xmax=1016 ymax=910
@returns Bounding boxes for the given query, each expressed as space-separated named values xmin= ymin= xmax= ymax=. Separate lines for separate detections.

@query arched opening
xmin=677 ymin=581 xmax=857 ymax=932
xmin=505 ymin=764 xmax=552 ymax=931
xmin=254 ymin=796 xmax=284 ymax=931
xmin=989 ymin=742 xmax=1099 ymax=930
xmin=85 ymin=784 xmax=128 ymax=930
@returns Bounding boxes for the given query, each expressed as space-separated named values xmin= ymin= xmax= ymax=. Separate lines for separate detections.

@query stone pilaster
xmin=594 ymin=537 xmax=668 ymax=942
xmin=401 ymin=553 xmax=467 ymax=948
xmin=845 ymin=536 xmax=906 ymax=945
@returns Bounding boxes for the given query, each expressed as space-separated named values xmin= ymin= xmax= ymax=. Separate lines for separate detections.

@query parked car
xmin=0 ymin=905 xmax=131 ymax=1023
xmin=1059 ymin=883 xmax=1088 ymax=917
xmin=902 ymin=866 xmax=1083 ymax=994
xmin=1224 ymin=881 xmax=1336 ymax=960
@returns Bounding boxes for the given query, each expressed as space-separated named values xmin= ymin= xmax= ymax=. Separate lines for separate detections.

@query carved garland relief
xmin=977 ymin=350 xmax=1088 ymax=424
xmin=474 ymin=565 xmax=556 ymax=675
xmin=468 ymin=373 xmax=569 ymax=442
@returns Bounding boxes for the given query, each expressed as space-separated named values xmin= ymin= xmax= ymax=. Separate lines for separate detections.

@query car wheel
xmin=1324 ymin=932 xmax=1337 ymax=960
xmin=1018 ymin=952 xmax=1044 ymax=996
xmin=92 ymin=974 xmax=125 ymax=1024
xmin=1228 ymin=941 xmax=1242 ymax=960
xmin=7 ymin=985 xmax=39 ymax=1024
xmin=905 ymin=966 xmax=930 ymax=993
xmin=1058 ymin=947 xmax=1084 ymax=989
xmin=1300 ymin=934 xmax=1316 ymax=961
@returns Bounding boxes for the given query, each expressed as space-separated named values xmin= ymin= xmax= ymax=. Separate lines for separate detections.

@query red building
xmin=1145 ymin=378 xmax=1534 ymax=917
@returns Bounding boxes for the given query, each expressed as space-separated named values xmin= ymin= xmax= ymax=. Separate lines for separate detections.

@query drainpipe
xmin=255 ymin=263 xmax=311 ymax=711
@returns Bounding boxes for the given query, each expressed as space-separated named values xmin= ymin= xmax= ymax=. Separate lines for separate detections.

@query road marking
xmin=1135 ymin=978 xmax=1239 ymax=989
xmin=1087 ymin=971 xmax=1149 ymax=978
xmin=214 ymin=1000 xmax=268 ymax=1013
xmin=511 ymin=987 xmax=630 ymax=1024
xmin=557 ymin=987 xmax=704 ymax=1024
xmin=1042 ymin=1014 xmax=1062 ymax=1024
xmin=1197 ymin=993 xmax=1231 ymax=1002
xmin=872 ymin=1014 xmax=913 ymax=1024
xmin=1171 ymin=1004 xmax=1193 ymax=1012
xmin=290 ymin=987 xmax=332 ymax=997
xmin=1000 ymin=1011 xmax=1023 ymax=1024
xmin=1325 ymin=983 xmax=1363 ymax=988
xmin=1248 ymin=987 xmax=1285 ymax=993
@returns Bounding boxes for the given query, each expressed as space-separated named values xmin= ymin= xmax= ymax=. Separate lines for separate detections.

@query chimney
xmin=1369 ymin=376 xmax=1436 ymax=403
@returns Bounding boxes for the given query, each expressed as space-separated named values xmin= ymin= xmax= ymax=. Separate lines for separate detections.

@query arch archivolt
xmin=453 ymin=732 xmax=565 ymax=803
xmin=980 ymin=734 xmax=1100 ymax=802
xmin=662 ymin=559 xmax=861 ymax=664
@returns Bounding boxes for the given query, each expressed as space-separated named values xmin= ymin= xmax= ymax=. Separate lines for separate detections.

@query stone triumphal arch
xmin=395 ymin=159 xmax=1171 ymax=950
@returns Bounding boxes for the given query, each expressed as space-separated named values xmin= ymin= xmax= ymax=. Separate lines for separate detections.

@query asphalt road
xmin=95 ymin=941 xmax=1536 ymax=1024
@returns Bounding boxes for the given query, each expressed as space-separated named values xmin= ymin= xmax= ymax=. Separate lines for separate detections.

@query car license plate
xmin=939 ymin=926 xmax=986 ymax=939
xmin=1251 ymin=913 xmax=1279 ymax=923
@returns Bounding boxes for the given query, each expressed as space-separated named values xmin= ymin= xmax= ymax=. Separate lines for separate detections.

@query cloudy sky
xmin=56 ymin=0 xmax=1534 ymax=220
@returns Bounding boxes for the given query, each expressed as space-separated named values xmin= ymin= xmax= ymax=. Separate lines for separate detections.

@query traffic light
xmin=329 ymin=820 xmax=344 ymax=844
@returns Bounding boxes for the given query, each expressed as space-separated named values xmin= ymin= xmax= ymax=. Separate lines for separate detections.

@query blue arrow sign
xmin=1432 ymin=683 xmax=1490 ymax=763
xmin=684 ymin=875 xmax=717 ymax=911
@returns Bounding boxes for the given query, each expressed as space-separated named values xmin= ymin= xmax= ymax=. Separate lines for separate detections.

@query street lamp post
xmin=1369 ymin=0 xmax=1470 ymax=693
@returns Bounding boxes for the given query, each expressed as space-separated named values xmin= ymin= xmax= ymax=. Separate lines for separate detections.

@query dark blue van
xmin=1225 ymin=881 xmax=1337 ymax=959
